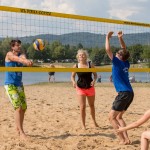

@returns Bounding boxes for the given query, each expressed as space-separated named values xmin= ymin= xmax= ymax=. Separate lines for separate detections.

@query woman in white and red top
xmin=71 ymin=49 xmax=98 ymax=130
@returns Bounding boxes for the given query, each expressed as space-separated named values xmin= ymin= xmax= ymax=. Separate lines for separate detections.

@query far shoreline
xmin=0 ymin=82 xmax=148 ymax=88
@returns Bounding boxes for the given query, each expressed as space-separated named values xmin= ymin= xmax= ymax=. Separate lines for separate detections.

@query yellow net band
xmin=0 ymin=67 xmax=149 ymax=72
xmin=0 ymin=6 xmax=150 ymax=27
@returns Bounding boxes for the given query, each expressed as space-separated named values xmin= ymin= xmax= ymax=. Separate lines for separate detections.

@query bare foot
xmin=94 ymin=122 xmax=99 ymax=127
xmin=124 ymin=139 xmax=132 ymax=145
xmin=20 ymin=133 xmax=28 ymax=141
xmin=82 ymin=125 xmax=86 ymax=130
xmin=119 ymin=139 xmax=128 ymax=145
xmin=119 ymin=140 xmax=131 ymax=145
xmin=16 ymin=128 xmax=20 ymax=136
xmin=119 ymin=141 xmax=126 ymax=145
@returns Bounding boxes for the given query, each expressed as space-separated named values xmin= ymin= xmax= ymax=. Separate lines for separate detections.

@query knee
xmin=116 ymin=115 xmax=122 ymax=121
xmin=80 ymin=105 xmax=86 ymax=111
xmin=16 ymin=106 xmax=26 ymax=112
xmin=109 ymin=113 xmax=116 ymax=122
xmin=141 ymin=131 xmax=148 ymax=139
xmin=16 ymin=107 xmax=22 ymax=112
xmin=89 ymin=104 xmax=94 ymax=109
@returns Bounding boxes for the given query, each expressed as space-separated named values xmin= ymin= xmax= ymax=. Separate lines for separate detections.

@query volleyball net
xmin=0 ymin=6 xmax=150 ymax=73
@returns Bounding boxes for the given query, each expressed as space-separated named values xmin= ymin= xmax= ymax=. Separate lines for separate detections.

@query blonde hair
xmin=76 ymin=49 xmax=89 ymax=62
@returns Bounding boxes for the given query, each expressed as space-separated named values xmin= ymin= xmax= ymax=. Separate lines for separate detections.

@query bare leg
xmin=49 ymin=76 xmax=55 ymax=83
xmin=52 ymin=76 xmax=55 ymax=83
xmin=20 ymin=109 xmax=27 ymax=140
xmin=15 ymin=107 xmax=27 ymax=140
xmin=116 ymin=111 xmax=131 ymax=144
xmin=16 ymin=127 xmax=20 ymax=136
xmin=87 ymin=95 xmax=98 ymax=127
xmin=109 ymin=110 xmax=125 ymax=144
xmin=141 ymin=131 xmax=150 ymax=150
xmin=77 ymin=95 xmax=86 ymax=130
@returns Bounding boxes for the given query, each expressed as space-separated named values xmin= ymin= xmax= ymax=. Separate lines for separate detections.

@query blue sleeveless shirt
xmin=5 ymin=61 xmax=23 ymax=86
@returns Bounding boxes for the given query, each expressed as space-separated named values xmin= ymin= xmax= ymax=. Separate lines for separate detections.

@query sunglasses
xmin=117 ymin=51 xmax=122 ymax=56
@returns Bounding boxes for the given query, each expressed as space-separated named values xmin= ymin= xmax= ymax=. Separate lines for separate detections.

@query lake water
xmin=0 ymin=72 xmax=150 ymax=86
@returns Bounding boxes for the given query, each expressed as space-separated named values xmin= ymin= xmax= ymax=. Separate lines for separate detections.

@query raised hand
xmin=107 ymin=31 xmax=114 ymax=39
xmin=118 ymin=31 xmax=123 ymax=38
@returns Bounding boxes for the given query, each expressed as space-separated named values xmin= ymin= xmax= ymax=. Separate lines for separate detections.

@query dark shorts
xmin=112 ymin=91 xmax=134 ymax=111
xmin=48 ymin=72 xmax=55 ymax=76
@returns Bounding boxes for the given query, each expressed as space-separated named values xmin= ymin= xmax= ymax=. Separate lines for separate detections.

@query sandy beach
xmin=0 ymin=82 xmax=150 ymax=150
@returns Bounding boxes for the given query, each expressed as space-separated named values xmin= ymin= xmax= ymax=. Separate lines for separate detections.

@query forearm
xmin=71 ymin=75 xmax=75 ymax=83
xmin=93 ymin=73 xmax=97 ymax=82
xmin=11 ymin=56 xmax=25 ymax=64
xmin=123 ymin=122 xmax=140 ymax=131
xmin=118 ymin=37 xmax=126 ymax=50
xmin=105 ymin=36 xmax=113 ymax=60
xmin=105 ymin=36 xmax=111 ymax=52
xmin=8 ymin=54 xmax=26 ymax=64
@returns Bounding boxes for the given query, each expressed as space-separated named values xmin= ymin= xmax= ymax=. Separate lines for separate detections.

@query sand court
xmin=0 ymin=83 xmax=150 ymax=150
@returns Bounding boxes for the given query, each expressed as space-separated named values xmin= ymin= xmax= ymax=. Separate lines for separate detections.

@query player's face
xmin=116 ymin=50 xmax=123 ymax=60
xmin=12 ymin=42 xmax=21 ymax=52
xmin=78 ymin=52 xmax=87 ymax=62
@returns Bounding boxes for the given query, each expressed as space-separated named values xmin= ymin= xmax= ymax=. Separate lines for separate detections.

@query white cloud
xmin=137 ymin=0 xmax=148 ymax=2
xmin=1 ymin=0 xmax=36 ymax=8
xmin=108 ymin=0 xmax=140 ymax=20
xmin=107 ymin=0 xmax=149 ymax=22
xmin=0 ymin=0 xmax=149 ymax=23
xmin=1 ymin=0 xmax=76 ymax=14
xmin=40 ymin=0 xmax=75 ymax=14
xmin=108 ymin=7 xmax=140 ymax=20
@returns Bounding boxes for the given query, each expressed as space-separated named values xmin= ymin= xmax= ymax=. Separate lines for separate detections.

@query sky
xmin=0 ymin=0 xmax=150 ymax=24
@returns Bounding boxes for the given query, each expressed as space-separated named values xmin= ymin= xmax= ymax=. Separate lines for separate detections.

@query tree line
xmin=0 ymin=38 xmax=150 ymax=67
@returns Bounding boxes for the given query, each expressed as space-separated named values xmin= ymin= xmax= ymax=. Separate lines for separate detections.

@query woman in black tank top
xmin=71 ymin=49 xmax=98 ymax=130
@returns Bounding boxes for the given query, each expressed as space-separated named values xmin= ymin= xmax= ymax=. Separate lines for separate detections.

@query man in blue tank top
xmin=4 ymin=39 xmax=32 ymax=140
xmin=105 ymin=31 xmax=134 ymax=145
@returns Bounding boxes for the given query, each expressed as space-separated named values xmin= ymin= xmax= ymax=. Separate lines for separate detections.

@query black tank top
xmin=76 ymin=61 xmax=93 ymax=89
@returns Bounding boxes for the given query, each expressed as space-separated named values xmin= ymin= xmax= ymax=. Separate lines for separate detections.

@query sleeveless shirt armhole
xmin=88 ymin=61 xmax=91 ymax=68
xmin=76 ymin=63 xmax=78 ymax=68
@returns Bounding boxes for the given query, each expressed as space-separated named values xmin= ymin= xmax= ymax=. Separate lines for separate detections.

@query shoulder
xmin=89 ymin=61 xmax=94 ymax=68
xmin=6 ymin=51 xmax=13 ymax=56
xmin=112 ymin=55 xmax=117 ymax=61
xmin=89 ymin=61 xmax=95 ymax=68
xmin=112 ymin=56 xmax=121 ymax=64
xmin=5 ymin=51 xmax=13 ymax=60
xmin=73 ymin=64 xmax=77 ymax=68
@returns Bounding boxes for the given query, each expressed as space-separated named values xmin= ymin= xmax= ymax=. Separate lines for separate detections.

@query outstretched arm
xmin=105 ymin=31 xmax=114 ymax=60
xmin=117 ymin=110 xmax=150 ymax=133
xmin=6 ymin=52 xmax=33 ymax=66
xmin=118 ymin=31 xmax=126 ymax=52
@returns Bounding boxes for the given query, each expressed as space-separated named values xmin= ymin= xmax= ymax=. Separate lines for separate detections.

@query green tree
xmin=128 ymin=44 xmax=143 ymax=64
xmin=90 ymin=47 xmax=100 ymax=65
xmin=142 ymin=45 xmax=150 ymax=67
xmin=0 ymin=37 xmax=12 ymax=65
xmin=77 ymin=43 xmax=83 ymax=49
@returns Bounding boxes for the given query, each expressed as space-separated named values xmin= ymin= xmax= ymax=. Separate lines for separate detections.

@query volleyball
xmin=33 ymin=39 xmax=45 ymax=51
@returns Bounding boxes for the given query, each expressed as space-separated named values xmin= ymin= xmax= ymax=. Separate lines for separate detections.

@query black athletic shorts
xmin=112 ymin=91 xmax=134 ymax=111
